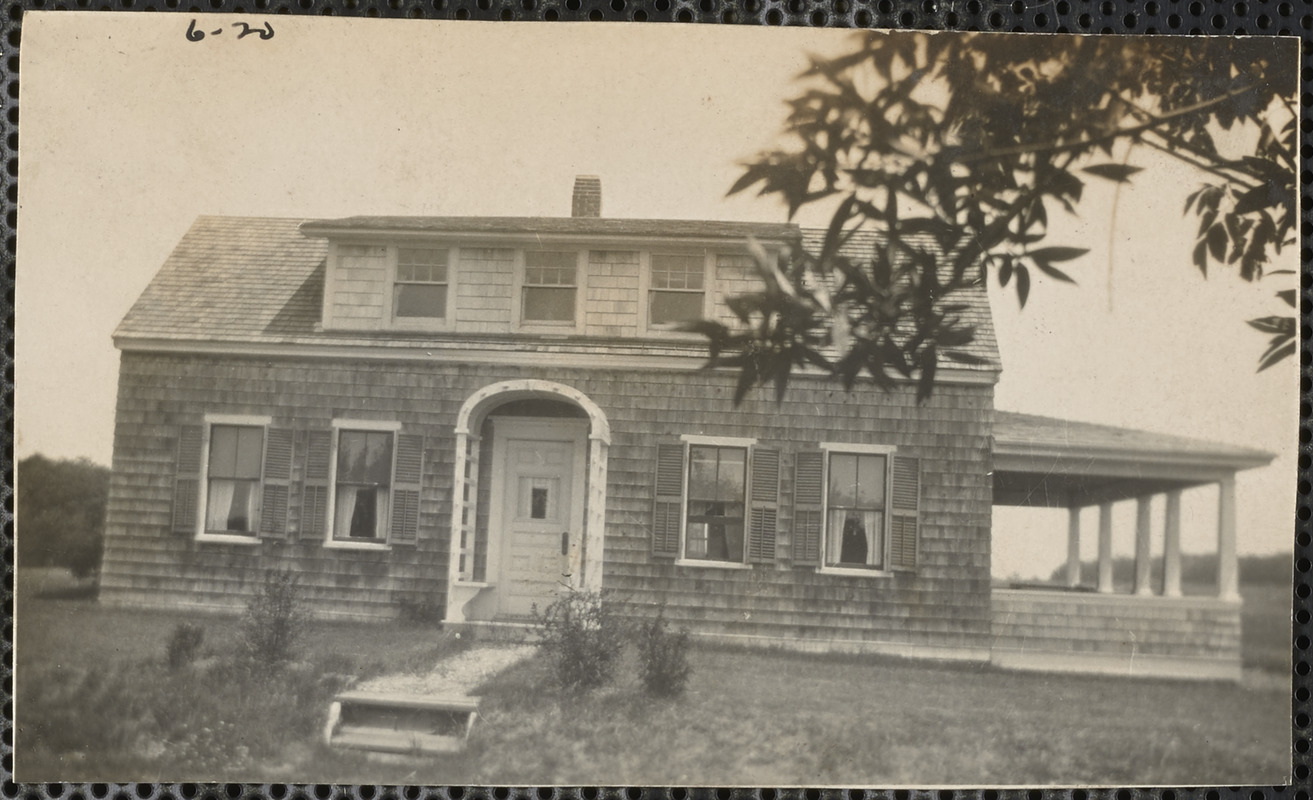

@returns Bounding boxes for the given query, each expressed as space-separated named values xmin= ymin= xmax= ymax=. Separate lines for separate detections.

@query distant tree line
xmin=1044 ymin=552 xmax=1292 ymax=588
xmin=18 ymin=454 xmax=110 ymax=579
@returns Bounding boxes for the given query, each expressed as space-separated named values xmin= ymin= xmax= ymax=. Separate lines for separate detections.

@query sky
xmin=16 ymin=16 xmax=1299 ymax=580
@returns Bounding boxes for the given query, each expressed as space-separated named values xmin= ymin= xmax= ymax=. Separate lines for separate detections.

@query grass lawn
xmin=14 ymin=569 xmax=1292 ymax=786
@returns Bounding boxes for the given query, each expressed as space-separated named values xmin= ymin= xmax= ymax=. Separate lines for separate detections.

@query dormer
xmin=299 ymin=177 xmax=799 ymax=340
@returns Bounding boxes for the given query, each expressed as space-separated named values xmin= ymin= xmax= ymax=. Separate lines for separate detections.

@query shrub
xmin=533 ymin=590 xmax=625 ymax=694
xmin=241 ymin=568 xmax=308 ymax=667
xmin=397 ymin=593 xmax=445 ymax=626
xmin=166 ymin=622 xmax=206 ymax=669
xmin=636 ymin=603 xmax=693 ymax=698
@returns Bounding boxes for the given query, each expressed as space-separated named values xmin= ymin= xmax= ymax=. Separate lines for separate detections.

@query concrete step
xmin=326 ymin=691 xmax=480 ymax=756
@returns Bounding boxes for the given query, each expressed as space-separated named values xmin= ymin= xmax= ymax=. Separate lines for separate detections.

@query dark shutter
xmin=258 ymin=428 xmax=293 ymax=538
xmin=390 ymin=433 xmax=424 ymax=546
xmin=651 ymin=442 xmax=684 ymax=558
xmin=172 ymin=425 xmax=204 ymax=534
xmin=301 ymin=429 xmax=332 ymax=541
xmin=792 ymin=451 xmax=824 ymax=566
xmin=889 ymin=454 xmax=920 ymax=571
xmin=747 ymin=447 xmax=780 ymax=564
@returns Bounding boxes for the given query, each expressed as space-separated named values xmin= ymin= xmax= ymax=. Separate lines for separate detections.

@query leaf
xmin=940 ymin=349 xmax=990 ymax=366
xmin=1032 ymin=260 xmax=1076 ymax=284
xmin=1082 ymin=163 xmax=1145 ymax=183
xmin=1232 ymin=181 xmax=1281 ymax=216
xmin=1246 ymin=316 xmax=1294 ymax=335
xmin=1027 ymin=246 xmax=1089 ymax=264
xmin=1205 ymin=223 xmax=1228 ymax=263
xmin=1192 ymin=238 xmax=1208 ymax=276
xmin=1277 ymin=289 xmax=1297 ymax=308
xmin=1257 ymin=340 xmax=1296 ymax=372
xmin=1015 ymin=265 xmax=1031 ymax=309
xmin=998 ymin=258 xmax=1013 ymax=288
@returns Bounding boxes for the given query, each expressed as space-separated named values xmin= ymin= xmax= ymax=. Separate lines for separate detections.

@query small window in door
xmin=517 ymin=476 xmax=560 ymax=522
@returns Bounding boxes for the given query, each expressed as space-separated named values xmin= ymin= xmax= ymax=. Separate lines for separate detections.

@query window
xmin=684 ymin=445 xmax=747 ymax=562
xmin=522 ymin=250 xmax=578 ymax=324
xmin=793 ymin=446 xmax=920 ymax=574
xmin=649 ymin=253 xmax=705 ymax=326
xmin=333 ymin=429 xmax=394 ymax=541
xmin=651 ymin=438 xmax=779 ymax=566
xmin=825 ymin=452 xmax=887 ymax=569
xmin=204 ymin=425 xmax=264 ymax=534
xmin=394 ymin=248 xmax=448 ymax=319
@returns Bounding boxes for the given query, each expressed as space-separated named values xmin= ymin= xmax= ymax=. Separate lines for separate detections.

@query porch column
xmin=1097 ymin=501 xmax=1114 ymax=594
xmin=1217 ymin=474 xmax=1240 ymax=601
xmin=1066 ymin=505 xmax=1082 ymax=588
xmin=1162 ymin=489 xmax=1183 ymax=598
xmin=1134 ymin=496 xmax=1153 ymax=596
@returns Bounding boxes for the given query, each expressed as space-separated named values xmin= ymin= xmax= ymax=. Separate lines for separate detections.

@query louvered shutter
xmin=300 ymin=429 xmax=332 ymax=541
xmin=172 ymin=425 xmax=204 ymax=534
xmin=390 ymin=433 xmax=424 ymax=546
xmin=889 ymin=454 xmax=920 ymax=571
xmin=747 ymin=448 xmax=780 ymax=564
xmin=792 ymin=451 xmax=824 ymax=566
xmin=258 ymin=428 xmax=293 ymax=538
xmin=651 ymin=443 xmax=684 ymax=558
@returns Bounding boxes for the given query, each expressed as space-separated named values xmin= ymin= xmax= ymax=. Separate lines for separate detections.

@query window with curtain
xmin=334 ymin=430 xmax=394 ymax=541
xmin=825 ymin=452 xmax=887 ymax=569
xmin=685 ymin=445 xmax=747 ymax=562
xmin=205 ymin=425 xmax=264 ymax=534
xmin=522 ymin=250 xmax=578 ymax=323
xmin=649 ymin=253 xmax=705 ymax=326
xmin=393 ymin=248 xmax=449 ymax=319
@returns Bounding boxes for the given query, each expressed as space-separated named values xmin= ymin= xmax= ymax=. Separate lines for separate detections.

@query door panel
xmin=498 ymin=436 xmax=575 ymax=618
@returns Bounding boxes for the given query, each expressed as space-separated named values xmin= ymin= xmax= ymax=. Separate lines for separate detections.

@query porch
xmin=989 ymin=411 xmax=1273 ymax=680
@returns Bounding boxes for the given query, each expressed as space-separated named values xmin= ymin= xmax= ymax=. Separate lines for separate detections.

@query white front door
xmin=491 ymin=419 xmax=586 ymax=618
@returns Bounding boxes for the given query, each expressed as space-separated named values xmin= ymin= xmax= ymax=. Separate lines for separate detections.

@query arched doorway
xmin=445 ymin=380 xmax=611 ymax=624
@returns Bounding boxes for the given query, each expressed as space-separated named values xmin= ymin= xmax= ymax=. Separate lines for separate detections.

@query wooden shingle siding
xmin=585 ymin=250 xmax=640 ymax=338
xmin=991 ymin=591 xmax=1241 ymax=660
xmin=102 ymin=352 xmax=992 ymax=648
xmin=455 ymin=249 xmax=514 ymax=331
xmin=712 ymin=253 xmax=758 ymax=329
xmin=329 ymin=246 xmax=387 ymax=329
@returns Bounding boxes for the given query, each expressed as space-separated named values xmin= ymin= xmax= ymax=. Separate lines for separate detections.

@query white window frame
xmin=196 ymin=413 xmax=272 ymax=546
xmin=389 ymin=244 xmax=456 ymax=330
xmin=324 ymin=419 xmax=403 ymax=551
xmin=674 ymin=434 xmax=756 ymax=570
xmin=817 ymin=442 xmax=898 ymax=578
xmin=514 ymin=248 xmax=586 ymax=333
xmin=638 ymin=249 xmax=715 ymax=337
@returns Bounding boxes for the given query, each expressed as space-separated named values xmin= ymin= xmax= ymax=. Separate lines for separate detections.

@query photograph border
xmin=1 ymin=2 xmax=1308 ymax=796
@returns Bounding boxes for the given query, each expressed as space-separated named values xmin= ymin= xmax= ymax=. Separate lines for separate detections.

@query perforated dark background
xmin=0 ymin=2 xmax=1308 ymax=798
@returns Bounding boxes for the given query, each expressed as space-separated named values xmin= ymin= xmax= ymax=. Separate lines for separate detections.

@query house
xmin=100 ymin=177 xmax=1273 ymax=681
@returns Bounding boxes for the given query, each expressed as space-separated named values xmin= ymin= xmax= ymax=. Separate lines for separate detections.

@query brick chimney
xmin=572 ymin=175 xmax=602 ymax=218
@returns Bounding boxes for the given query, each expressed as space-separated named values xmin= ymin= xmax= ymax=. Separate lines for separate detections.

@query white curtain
xmin=334 ymin=486 xmax=360 ymax=540
xmin=206 ymin=480 xmax=237 ymax=532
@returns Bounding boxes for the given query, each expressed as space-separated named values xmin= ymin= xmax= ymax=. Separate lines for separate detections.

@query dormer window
xmin=394 ymin=248 xmax=449 ymax=320
xmin=649 ymin=253 xmax=706 ymax=327
xmin=522 ymin=250 xmax=579 ymax=325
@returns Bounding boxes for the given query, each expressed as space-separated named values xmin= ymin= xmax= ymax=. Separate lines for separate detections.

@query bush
xmin=533 ymin=590 xmax=626 ymax=694
xmin=166 ymin=622 xmax=205 ymax=669
xmin=241 ymin=569 xmax=307 ymax=667
xmin=636 ymin=604 xmax=693 ymax=698
xmin=397 ymin=593 xmax=445 ymax=626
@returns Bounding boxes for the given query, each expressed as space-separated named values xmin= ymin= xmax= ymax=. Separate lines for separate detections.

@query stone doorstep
xmin=326 ymin=692 xmax=481 ymax=757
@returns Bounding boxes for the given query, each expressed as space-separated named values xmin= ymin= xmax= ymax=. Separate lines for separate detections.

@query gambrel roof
xmin=113 ymin=214 xmax=1002 ymax=372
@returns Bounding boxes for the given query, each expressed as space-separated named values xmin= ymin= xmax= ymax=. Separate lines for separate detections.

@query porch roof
xmin=992 ymin=411 xmax=1274 ymax=508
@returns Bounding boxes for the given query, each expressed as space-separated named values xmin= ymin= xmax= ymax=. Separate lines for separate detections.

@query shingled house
xmin=101 ymin=177 xmax=1273 ymax=680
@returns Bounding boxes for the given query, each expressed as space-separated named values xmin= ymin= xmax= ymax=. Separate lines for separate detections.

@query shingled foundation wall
xmin=990 ymin=589 xmax=1242 ymax=679
xmin=101 ymin=351 xmax=994 ymax=653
